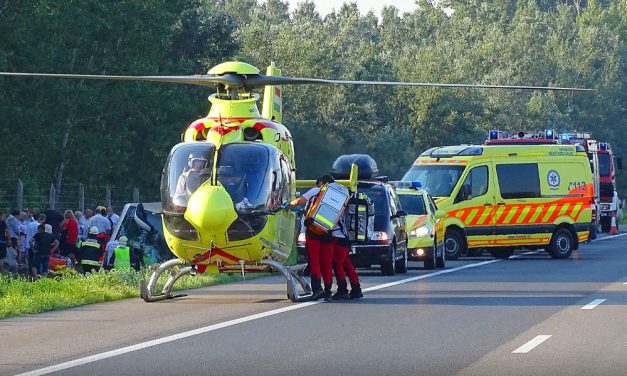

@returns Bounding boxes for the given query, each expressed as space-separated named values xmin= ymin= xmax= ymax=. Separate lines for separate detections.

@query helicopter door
xmin=162 ymin=142 xmax=215 ymax=212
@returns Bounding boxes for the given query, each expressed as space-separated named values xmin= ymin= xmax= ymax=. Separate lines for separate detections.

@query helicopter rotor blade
xmin=244 ymin=75 xmax=592 ymax=91
xmin=0 ymin=72 xmax=244 ymax=88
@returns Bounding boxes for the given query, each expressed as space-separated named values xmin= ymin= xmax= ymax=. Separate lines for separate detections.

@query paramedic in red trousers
xmin=331 ymin=219 xmax=363 ymax=300
xmin=287 ymin=175 xmax=335 ymax=301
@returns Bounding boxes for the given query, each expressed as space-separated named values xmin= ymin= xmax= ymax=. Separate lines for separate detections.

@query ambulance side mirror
xmin=434 ymin=210 xmax=446 ymax=220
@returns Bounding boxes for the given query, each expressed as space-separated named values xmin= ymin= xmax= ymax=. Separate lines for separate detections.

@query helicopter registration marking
xmin=16 ymin=259 xmax=500 ymax=376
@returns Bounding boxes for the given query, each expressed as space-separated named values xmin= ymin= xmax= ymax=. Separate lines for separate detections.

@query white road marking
xmin=581 ymin=298 xmax=606 ymax=310
xmin=14 ymin=259 xmax=500 ymax=376
xmin=512 ymin=335 xmax=552 ymax=354
xmin=592 ymin=233 xmax=627 ymax=242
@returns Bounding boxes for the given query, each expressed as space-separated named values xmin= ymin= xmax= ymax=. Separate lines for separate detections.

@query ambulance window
xmin=496 ymin=164 xmax=541 ymax=199
xmin=459 ymin=166 xmax=488 ymax=201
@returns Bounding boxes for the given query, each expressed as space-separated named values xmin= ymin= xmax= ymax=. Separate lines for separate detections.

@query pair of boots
xmin=311 ymin=278 xmax=363 ymax=301
xmin=310 ymin=277 xmax=332 ymax=301
xmin=331 ymin=280 xmax=363 ymax=300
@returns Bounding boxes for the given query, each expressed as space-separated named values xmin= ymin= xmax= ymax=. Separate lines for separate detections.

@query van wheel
xmin=395 ymin=246 xmax=408 ymax=274
xmin=489 ymin=247 xmax=514 ymax=259
xmin=380 ymin=243 xmax=397 ymax=276
xmin=445 ymin=229 xmax=465 ymax=260
xmin=547 ymin=228 xmax=574 ymax=259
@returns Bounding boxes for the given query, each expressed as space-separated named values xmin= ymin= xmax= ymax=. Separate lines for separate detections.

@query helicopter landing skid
xmin=140 ymin=259 xmax=193 ymax=302
xmin=262 ymin=260 xmax=313 ymax=302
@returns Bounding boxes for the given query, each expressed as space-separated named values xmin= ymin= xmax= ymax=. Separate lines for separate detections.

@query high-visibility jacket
xmin=114 ymin=246 xmax=131 ymax=270
xmin=80 ymin=239 xmax=102 ymax=266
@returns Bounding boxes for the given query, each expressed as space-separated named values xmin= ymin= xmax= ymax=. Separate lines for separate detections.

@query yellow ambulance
xmin=402 ymin=144 xmax=594 ymax=260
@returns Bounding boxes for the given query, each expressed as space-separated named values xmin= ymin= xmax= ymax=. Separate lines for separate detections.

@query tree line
xmin=0 ymin=0 xmax=625 ymax=200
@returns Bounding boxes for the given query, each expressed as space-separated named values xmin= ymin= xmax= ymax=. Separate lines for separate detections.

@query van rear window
xmin=496 ymin=163 xmax=541 ymax=199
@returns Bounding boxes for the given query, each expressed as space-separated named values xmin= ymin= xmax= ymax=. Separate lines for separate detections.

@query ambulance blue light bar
xmin=600 ymin=143 xmax=608 ymax=150
xmin=489 ymin=130 xmax=499 ymax=139
xmin=545 ymin=129 xmax=555 ymax=139
xmin=391 ymin=181 xmax=422 ymax=190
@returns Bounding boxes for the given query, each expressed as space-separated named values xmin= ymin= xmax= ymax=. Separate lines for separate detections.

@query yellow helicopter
xmin=0 ymin=62 xmax=591 ymax=302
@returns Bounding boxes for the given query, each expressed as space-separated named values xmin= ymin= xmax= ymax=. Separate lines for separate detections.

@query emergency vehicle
xmin=488 ymin=130 xmax=622 ymax=234
xmin=402 ymin=143 xmax=594 ymax=260
xmin=559 ymin=133 xmax=622 ymax=233
xmin=392 ymin=181 xmax=446 ymax=269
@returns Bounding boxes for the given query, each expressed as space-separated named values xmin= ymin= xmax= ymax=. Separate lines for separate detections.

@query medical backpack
xmin=305 ymin=182 xmax=351 ymax=235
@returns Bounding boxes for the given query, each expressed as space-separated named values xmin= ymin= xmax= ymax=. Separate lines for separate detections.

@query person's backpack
xmin=304 ymin=182 xmax=351 ymax=235
xmin=344 ymin=192 xmax=375 ymax=242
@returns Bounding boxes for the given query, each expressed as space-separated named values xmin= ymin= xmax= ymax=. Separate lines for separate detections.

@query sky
xmin=271 ymin=0 xmax=419 ymax=18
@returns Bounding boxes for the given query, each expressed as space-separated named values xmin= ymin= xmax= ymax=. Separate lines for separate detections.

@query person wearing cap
xmin=287 ymin=175 xmax=336 ymax=301
xmin=111 ymin=236 xmax=131 ymax=270
xmin=29 ymin=223 xmax=59 ymax=277
xmin=174 ymin=152 xmax=210 ymax=207
xmin=79 ymin=226 xmax=103 ymax=274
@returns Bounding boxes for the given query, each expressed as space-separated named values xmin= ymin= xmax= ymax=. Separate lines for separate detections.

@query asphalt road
xmin=2 ymin=232 xmax=627 ymax=376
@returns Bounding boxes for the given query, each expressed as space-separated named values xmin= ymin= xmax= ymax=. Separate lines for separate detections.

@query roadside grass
xmin=0 ymin=268 xmax=267 ymax=320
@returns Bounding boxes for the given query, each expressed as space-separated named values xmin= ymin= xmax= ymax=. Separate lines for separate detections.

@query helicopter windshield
xmin=162 ymin=142 xmax=215 ymax=212
xmin=216 ymin=143 xmax=272 ymax=213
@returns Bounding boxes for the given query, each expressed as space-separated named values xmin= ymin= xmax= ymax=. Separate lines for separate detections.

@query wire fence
xmin=0 ymin=179 xmax=160 ymax=213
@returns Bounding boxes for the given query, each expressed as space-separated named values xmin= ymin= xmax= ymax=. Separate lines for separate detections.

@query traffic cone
xmin=610 ymin=212 xmax=618 ymax=235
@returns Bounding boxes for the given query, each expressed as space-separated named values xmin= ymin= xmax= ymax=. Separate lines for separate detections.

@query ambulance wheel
xmin=547 ymin=228 xmax=574 ymax=259
xmin=395 ymin=246 xmax=408 ymax=274
xmin=380 ymin=243 xmax=397 ymax=276
xmin=445 ymin=229 xmax=465 ymax=260
xmin=489 ymin=247 xmax=514 ymax=259
xmin=600 ymin=217 xmax=611 ymax=233
xmin=436 ymin=239 xmax=446 ymax=269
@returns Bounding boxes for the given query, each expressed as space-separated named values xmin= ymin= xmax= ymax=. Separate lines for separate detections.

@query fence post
xmin=16 ymin=179 xmax=23 ymax=212
xmin=79 ymin=184 xmax=85 ymax=213
xmin=49 ymin=184 xmax=56 ymax=210
xmin=133 ymin=187 xmax=140 ymax=203
xmin=105 ymin=186 xmax=111 ymax=208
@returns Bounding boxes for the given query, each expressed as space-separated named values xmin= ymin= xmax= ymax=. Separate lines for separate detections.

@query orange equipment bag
xmin=305 ymin=182 xmax=351 ymax=235
xmin=49 ymin=257 xmax=67 ymax=270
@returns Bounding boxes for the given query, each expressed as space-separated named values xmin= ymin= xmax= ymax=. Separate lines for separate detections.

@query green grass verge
xmin=0 ymin=268 xmax=268 ymax=320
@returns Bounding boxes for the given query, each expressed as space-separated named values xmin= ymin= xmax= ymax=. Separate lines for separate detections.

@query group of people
xmin=288 ymin=174 xmax=363 ymax=301
xmin=0 ymin=205 xmax=129 ymax=277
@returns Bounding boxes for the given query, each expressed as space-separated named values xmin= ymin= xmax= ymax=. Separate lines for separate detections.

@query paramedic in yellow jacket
xmin=288 ymin=175 xmax=335 ymax=301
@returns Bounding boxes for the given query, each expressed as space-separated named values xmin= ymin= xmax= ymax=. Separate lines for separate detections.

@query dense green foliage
xmin=0 ymin=0 xmax=625 ymax=198
xmin=0 ymin=269 xmax=264 ymax=319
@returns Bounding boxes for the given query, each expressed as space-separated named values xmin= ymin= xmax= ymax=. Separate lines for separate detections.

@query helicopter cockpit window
xmin=217 ymin=143 xmax=272 ymax=213
xmin=162 ymin=142 xmax=215 ymax=211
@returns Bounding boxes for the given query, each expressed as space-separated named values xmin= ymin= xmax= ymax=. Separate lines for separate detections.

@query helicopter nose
xmin=184 ymin=184 xmax=237 ymax=233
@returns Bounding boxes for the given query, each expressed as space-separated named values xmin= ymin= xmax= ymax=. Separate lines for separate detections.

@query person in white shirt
xmin=88 ymin=207 xmax=111 ymax=235
xmin=107 ymin=207 xmax=120 ymax=226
